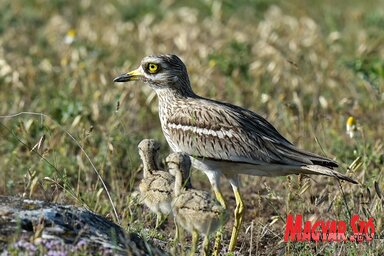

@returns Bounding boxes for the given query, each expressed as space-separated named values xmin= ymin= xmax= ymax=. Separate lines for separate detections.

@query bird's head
xmin=137 ymin=139 xmax=161 ymax=168
xmin=166 ymin=152 xmax=191 ymax=184
xmin=114 ymin=54 xmax=194 ymax=95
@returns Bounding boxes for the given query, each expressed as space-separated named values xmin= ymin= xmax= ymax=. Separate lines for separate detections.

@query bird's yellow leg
xmin=174 ymin=220 xmax=180 ymax=242
xmin=228 ymin=186 xmax=244 ymax=252
xmin=212 ymin=227 xmax=223 ymax=256
xmin=172 ymin=221 xmax=185 ymax=256
xmin=202 ymin=235 xmax=209 ymax=256
xmin=213 ymin=188 xmax=227 ymax=208
xmin=190 ymin=230 xmax=199 ymax=256
xmin=155 ymin=213 xmax=163 ymax=229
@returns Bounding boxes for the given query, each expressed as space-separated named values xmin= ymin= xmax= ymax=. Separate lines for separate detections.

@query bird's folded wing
xmin=165 ymin=97 xmax=338 ymax=168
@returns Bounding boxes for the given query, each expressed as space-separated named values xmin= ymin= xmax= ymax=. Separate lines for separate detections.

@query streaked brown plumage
xmin=166 ymin=152 xmax=228 ymax=256
xmin=114 ymin=54 xmax=357 ymax=251
xmin=137 ymin=139 xmax=174 ymax=228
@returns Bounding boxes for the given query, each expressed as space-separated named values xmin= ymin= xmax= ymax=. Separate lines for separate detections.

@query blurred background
xmin=0 ymin=0 xmax=383 ymax=254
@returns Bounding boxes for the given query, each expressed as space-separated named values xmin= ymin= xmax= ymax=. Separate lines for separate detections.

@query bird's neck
xmin=140 ymin=155 xmax=158 ymax=178
xmin=155 ymin=86 xmax=198 ymax=153
xmin=154 ymin=77 xmax=197 ymax=102
xmin=156 ymin=86 xmax=197 ymax=119
xmin=173 ymin=168 xmax=193 ymax=197
xmin=173 ymin=170 xmax=183 ymax=197
xmin=156 ymin=87 xmax=194 ymax=101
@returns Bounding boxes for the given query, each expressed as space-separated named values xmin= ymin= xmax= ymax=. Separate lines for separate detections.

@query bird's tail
xmin=300 ymin=165 xmax=357 ymax=184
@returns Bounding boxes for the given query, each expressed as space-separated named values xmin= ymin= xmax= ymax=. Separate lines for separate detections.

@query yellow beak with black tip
xmin=113 ymin=69 xmax=143 ymax=82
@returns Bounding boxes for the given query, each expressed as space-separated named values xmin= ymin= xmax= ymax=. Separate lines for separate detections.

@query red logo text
xmin=284 ymin=214 xmax=375 ymax=242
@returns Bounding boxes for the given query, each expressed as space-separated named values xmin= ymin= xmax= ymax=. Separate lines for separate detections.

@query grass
xmin=0 ymin=0 xmax=383 ymax=255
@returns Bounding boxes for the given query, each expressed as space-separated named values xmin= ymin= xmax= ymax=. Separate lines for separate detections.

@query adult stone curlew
xmin=114 ymin=54 xmax=357 ymax=251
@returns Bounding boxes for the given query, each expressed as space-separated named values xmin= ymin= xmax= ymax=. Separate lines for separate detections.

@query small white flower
xmin=64 ymin=29 xmax=76 ymax=45
xmin=346 ymin=116 xmax=357 ymax=138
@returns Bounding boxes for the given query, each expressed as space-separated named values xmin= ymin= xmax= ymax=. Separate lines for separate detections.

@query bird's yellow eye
xmin=147 ymin=63 xmax=159 ymax=74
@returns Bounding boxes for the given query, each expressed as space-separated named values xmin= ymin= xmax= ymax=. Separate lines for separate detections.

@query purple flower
xmin=46 ymin=251 xmax=67 ymax=256
xmin=75 ymin=239 xmax=87 ymax=249
xmin=12 ymin=239 xmax=37 ymax=254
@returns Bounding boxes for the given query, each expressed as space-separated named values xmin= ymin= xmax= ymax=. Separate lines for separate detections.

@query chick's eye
xmin=147 ymin=63 xmax=159 ymax=73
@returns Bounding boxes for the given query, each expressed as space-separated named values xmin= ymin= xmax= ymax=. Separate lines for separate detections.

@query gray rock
xmin=0 ymin=196 xmax=168 ymax=256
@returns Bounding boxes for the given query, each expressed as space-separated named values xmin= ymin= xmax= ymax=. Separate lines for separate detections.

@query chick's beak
xmin=113 ymin=68 xmax=143 ymax=82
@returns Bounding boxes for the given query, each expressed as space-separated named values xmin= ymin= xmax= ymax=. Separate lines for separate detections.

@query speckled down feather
xmin=172 ymin=188 xmax=228 ymax=235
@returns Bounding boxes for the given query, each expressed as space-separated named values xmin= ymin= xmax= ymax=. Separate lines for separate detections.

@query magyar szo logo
xmin=284 ymin=214 xmax=377 ymax=242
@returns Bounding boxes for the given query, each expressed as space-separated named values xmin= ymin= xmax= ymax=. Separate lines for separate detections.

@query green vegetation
xmin=0 ymin=0 xmax=383 ymax=255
